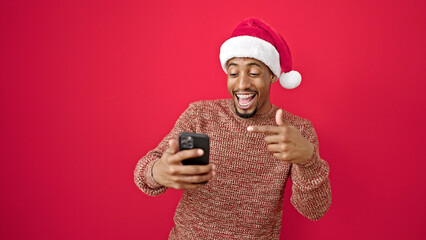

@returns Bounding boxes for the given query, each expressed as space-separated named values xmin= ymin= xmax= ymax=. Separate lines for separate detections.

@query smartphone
xmin=178 ymin=132 xmax=210 ymax=166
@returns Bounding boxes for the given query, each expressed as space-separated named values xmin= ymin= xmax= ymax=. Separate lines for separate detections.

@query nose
xmin=237 ymin=73 xmax=251 ymax=90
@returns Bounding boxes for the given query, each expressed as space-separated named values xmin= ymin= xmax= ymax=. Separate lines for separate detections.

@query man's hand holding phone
xmin=152 ymin=139 xmax=216 ymax=190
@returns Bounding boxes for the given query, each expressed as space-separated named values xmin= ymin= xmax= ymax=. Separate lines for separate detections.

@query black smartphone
xmin=178 ymin=132 xmax=210 ymax=166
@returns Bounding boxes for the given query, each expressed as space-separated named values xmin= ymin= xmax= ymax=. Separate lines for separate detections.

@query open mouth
xmin=235 ymin=93 xmax=256 ymax=110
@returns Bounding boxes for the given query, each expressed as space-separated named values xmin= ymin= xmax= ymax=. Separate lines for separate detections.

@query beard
xmin=234 ymin=103 xmax=258 ymax=118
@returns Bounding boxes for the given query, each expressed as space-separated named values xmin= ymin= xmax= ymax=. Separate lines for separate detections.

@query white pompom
xmin=279 ymin=70 xmax=302 ymax=89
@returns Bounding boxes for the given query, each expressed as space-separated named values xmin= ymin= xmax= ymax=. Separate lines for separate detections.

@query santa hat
xmin=219 ymin=18 xmax=301 ymax=89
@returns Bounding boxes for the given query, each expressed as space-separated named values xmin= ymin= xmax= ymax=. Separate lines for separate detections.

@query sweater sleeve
xmin=290 ymin=121 xmax=332 ymax=220
xmin=133 ymin=103 xmax=199 ymax=196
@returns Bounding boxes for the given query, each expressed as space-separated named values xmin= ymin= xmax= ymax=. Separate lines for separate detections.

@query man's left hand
xmin=247 ymin=109 xmax=314 ymax=164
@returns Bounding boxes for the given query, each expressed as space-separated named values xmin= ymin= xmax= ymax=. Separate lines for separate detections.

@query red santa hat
xmin=219 ymin=18 xmax=301 ymax=89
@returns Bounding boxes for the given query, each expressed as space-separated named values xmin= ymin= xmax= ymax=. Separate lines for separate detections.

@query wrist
xmin=305 ymin=143 xmax=315 ymax=161
xmin=297 ymin=143 xmax=317 ymax=167
xmin=146 ymin=160 xmax=163 ymax=189
xmin=151 ymin=160 xmax=162 ymax=184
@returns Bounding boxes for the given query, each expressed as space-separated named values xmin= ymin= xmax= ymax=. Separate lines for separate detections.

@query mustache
xmin=232 ymin=89 xmax=258 ymax=94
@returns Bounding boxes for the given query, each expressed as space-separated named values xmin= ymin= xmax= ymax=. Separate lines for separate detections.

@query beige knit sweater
xmin=134 ymin=99 xmax=331 ymax=239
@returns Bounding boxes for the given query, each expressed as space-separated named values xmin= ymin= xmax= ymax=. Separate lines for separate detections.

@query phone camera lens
xmin=182 ymin=136 xmax=193 ymax=148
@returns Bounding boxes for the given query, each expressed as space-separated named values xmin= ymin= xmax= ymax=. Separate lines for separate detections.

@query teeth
xmin=236 ymin=93 xmax=255 ymax=107
xmin=236 ymin=93 xmax=255 ymax=99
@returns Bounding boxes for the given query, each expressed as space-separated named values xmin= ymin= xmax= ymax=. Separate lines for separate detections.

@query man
xmin=134 ymin=18 xmax=331 ymax=239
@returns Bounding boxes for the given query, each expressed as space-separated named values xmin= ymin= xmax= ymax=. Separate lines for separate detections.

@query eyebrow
xmin=227 ymin=62 xmax=262 ymax=68
xmin=227 ymin=62 xmax=238 ymax=68
xmin=247 ymin=62 xmax=261 ymax=68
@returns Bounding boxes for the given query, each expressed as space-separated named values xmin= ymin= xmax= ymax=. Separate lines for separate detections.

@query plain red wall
xmin=1 ymin=0 xmax=425 ymax=239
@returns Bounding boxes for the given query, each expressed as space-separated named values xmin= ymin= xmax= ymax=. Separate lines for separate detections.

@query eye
xmin=229 ymin=73 xmax=238 ymax=77
xmin=249 ymin=72 xmax=260 ymax=76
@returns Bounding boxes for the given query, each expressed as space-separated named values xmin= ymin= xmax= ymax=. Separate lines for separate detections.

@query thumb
xmin=275 ymin=109 xmax=288 ymax=126
xmin=165 ymin=139 xmax=179 ymax=154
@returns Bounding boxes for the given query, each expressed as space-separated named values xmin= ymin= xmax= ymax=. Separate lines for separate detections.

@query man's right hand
xmin=152 ymin=139 xmax=216 ymax=190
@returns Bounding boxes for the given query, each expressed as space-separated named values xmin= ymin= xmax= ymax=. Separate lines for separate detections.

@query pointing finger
xmin=247 ymin=125 xmax=282 ymax=133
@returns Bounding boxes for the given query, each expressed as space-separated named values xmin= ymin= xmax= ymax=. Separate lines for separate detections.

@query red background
xmin=1 ymin=0 xmax=425 ymax=239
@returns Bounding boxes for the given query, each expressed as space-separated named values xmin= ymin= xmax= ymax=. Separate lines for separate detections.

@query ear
xmin=271 ymin=74 xmax=278 ymax=83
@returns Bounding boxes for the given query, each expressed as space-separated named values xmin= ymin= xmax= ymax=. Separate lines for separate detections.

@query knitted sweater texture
xmin=134 ymin=99 xmax=331 ymax=239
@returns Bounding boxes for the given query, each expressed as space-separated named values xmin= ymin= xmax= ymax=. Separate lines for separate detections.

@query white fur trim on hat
xmin=219 ymin=36 xmax=281 ymax=77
